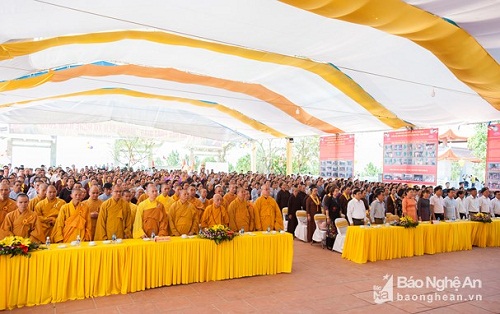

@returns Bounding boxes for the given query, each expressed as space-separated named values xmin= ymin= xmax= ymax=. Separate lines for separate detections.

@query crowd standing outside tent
xmin=0 ymin=164 xmax=498 ymax=244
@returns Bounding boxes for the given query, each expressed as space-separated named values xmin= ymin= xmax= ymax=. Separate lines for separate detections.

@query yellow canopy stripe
xmin=281 ymin=0 xmax=500 ymax=110
xmin=0 ymin=88 xmax=287 ymax=138
xmin=0 ymin=63 xmax=343 ymax=134
xmin=0 ymin=30 xmax=409 ymax=129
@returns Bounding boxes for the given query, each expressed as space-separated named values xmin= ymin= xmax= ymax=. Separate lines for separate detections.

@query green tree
xmin=450 ymin=161 xmax=462 ymax=181
xmin=362 ymin=162 xmax=381 ymax=177
xmin=165 ymin=150 xmax=180 ymax=168
xmin=255 ymin=139 xmax=286 ymax=174
xmin=292 ymin=136 xmax=319 ymax=175
xmin=112 ymin=138 xmax=161 ymax=167
xmin=235 ymin=154 xmax=251 ymax=173
xmin=467 ymin=123 xmax=488 ymax=180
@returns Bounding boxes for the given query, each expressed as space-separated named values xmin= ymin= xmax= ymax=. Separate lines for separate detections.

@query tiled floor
xmin=7 ymin=240 xmax=500 ymax=313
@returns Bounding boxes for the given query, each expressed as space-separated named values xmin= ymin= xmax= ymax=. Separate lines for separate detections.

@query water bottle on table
xmin=45 ymin=236 xmax=51 ymax=249
xmin=76 ymin=234 xmax=81 ymax=246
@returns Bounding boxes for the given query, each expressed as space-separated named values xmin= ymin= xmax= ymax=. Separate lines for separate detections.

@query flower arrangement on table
xmin=0 ymin=236 xmax=43 ymax=258
xmin=198 ymin=224 xmax=238 ymax=244
xmin=470 ymin=212 xmax=492 ymax=223
xmin=396 ymin=216 xmax=419 ymax=228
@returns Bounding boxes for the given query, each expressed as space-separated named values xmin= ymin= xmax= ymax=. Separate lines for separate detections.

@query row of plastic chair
xmin=282 ymin=208 xmax=348 ymax=253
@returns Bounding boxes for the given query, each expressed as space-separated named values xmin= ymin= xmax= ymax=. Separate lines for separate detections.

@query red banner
xmin=382 ymin=128 xmax=438 ymax=185
xmin=319 ymin=134 xmax=355 ymax=178
xmin=486 ymin=124 xmax=500 ymax=190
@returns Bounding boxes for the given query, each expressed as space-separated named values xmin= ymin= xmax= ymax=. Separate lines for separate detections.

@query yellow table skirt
xmin=0 ymin=232 xmax=293 ymax=310
xmin=342 ymin=220 xmax=500 ymax=264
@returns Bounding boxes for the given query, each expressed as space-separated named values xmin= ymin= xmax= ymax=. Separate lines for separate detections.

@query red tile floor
xmin=7 ymin=240 xmax=500 ymax=313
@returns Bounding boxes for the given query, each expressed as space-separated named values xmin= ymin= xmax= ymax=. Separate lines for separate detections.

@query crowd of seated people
xmin=0 ymin=163 xmax=498 ymax=244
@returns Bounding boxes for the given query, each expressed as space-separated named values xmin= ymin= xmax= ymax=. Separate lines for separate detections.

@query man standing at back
xmin=52 ymin=188 xmax=92 ymax=243
xmin=253 ymin=185 xmax=284 ymax=231
xmin=94 ymin=185 xmax=132 ymax=240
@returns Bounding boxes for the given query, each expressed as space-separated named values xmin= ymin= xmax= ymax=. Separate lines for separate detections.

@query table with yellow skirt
xmin=342 ymin=220 xmax=500 ymax=264
xmin=0 ymin=232 xmax=293 ymax=310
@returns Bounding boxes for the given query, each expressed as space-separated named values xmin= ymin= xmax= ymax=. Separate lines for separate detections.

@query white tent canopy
xmin=0 ymin=0 xmax=499 ymax=141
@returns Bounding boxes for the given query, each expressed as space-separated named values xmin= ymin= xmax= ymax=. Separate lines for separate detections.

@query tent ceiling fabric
xmin=0 ymin=0 xmax=499 ymax=141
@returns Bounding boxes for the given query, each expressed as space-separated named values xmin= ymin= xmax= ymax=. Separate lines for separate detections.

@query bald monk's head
xmin=38 ymin=183 xmax=48 ymax=199
xmin=89 ymin=185 xmax=99 ymax=200
xmin=16 ymin=194 xmax=29 ymax=213
xmin=0 ymin=183 xmax=10 ymax=200
xmin=213 ymin=194 xmax=222 ymax=208
xmin=236 ymin=187 xmax=245 ymax=201
xmin=46 ymin=185 xmax=57 ymax=201
xmin=112 ymin=185 xmax=123 ymax=202
xmin=147 ymin=184 xmax=158 ymax=201
xmin=179 ymin=189 xmax=188 ymax=203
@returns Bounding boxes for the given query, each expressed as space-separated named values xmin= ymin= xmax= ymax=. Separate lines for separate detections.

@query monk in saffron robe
xmin=122 ymin=190 xmax=137 ymax=231
xmin=35 ymin=185 xmax=65 ymax=239
xmin=94 ymin=185 xmax=132 ymax=240
xmin=169 ymin=189 xmax=199 ymax=236
xmin=133 ymin=184 xmax=169 ymax=238
xmin=253 ymin=185 xmax=284 ymax=231
xmin=228 ymin=187 xmax=255 ymax=232
xmin=0 ymin=183 xmax=17 ymax=226
xmin=28 ymin=183 xmax=47 ymax=212
xmin=222 ymin=184 xmax=237 ymax=208
xmin=82 ymin=185 xmax=103 ymax=240
xmin=52 ymin=188 xmax=92 ymax=243
xmin=0 ymin=193 xmax=45 ymax=243
xmin=188 ymin=185 xmax=205 ymax=220
xmin=156 ymin=183 xmax=174 ymax=214
xmin=201 ymin=194 xmax=229 ymax=228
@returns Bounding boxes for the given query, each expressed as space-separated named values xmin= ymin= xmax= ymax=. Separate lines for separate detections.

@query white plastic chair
xmin=282 ymin=207 xmax=288 ymax=231
xmin=332 ymin=218 xmax=349 ymax=253
xmin=294 ymin=210 xmax=308 ymax=242
xmin=312 ymin=214 xmax=327 ymax=247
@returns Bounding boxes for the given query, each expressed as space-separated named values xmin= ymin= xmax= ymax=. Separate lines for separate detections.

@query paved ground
xmin=8 ymin=240 xmax=500 ymax=313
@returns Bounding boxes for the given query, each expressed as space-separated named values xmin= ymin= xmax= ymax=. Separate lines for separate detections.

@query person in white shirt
xmin=478 ymin=187 xmax=492 ymax=216
xmin=463 ymin=188 xmax=479 ymax=217
xmin=443 ymin=189 xmax=458 ymax=220
xmin=347 ymin=189 xmax=366 ymax=226
xmin=430 ymin=186 xmax=445 ymax=220
xmin=369 ymin=189 xmax=386 ymax=224
xmin=455 ymin=190 xmax=467 ymax=219
xmin=491 ymin=191 xmax=500 ymax=217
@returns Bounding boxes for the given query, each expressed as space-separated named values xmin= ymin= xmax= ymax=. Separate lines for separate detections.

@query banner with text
xmin=486 ymin=124 xmax=500 ymax=190
xmin=319 ymin=134 xmax=355 ymax=178
xmin=383 ymin=128 xmax=438 ymax=185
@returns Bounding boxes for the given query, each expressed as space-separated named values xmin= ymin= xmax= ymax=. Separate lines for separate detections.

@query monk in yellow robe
xmin=122 ymin=190 xmax=137 ymax=231
xmin=156 ymin=183 xmax=174 ymax=214
xmin=133 ymin=184 xmax=169 ymax=238
xmin=52 ymin=188 xmax=92 ymax=243
xmin=201 ymin=194 xmax=228 ymax=228
xmin=188 ymin=185 xmax=205 ymax=220
xmin=171 ymin=185 xmax=181 ymax=202
xmin=198 ymin=188 xmax=211 ymax=210
xmin=94 ymin=185 xmax=132 ymax=240
xmin=222 ymin=184 xmax=237 ymax=208
xmin=253 ymin=185 xmax=284 ymax=231
xmin=34 ymin=185 xmax=65 ymax=239
xmin=0 ymin=194 xmax=45 ymax=243
xmin=228 ymin=187 xmax=255 ymax=232
xmin=0 ymin=183 xmax=17 ymax=226
xmin=169 ymin=190 xmax=199 ymax=236
xmin=28 ymin=183 xmax=47 ymax=212
xmin=82 ymin=185 xmax=103 ymax=240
